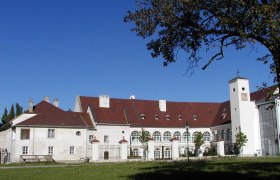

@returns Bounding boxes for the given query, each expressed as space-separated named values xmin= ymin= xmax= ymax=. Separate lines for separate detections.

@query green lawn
xmin=0 ymin=157 xmax=280 ymax=179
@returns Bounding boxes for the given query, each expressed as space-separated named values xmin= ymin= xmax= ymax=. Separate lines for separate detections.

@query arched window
xmin=153 ymin=131 xmax=161 ymax=142
xmin=182 ymin=132 xmax=191 ymax=142
xmin=132 ymin=149 xmax=139 ymax=156
xmin=221 ymin=129 xmax=225 ymax=140
xmin=173 ymin=131 xmax=181 ymax=142
xmin=216 ymin=130 xmax=220 ymax=141
xmin=163 ymin=131 xmax=171 ymax=142
xmin=203 ymin=131 xmax=211 ymax=141
xmin=226 ymin=128 xmax=232 ymax=141
xmin=131 ymin=131 xmax=140 ymax=143
xmin=192 ymin=132 xmax=199 ymax=142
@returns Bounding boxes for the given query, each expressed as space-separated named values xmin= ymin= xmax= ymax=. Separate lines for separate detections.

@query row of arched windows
xmin=131 ymin=131 xmax=212 ymax=143
xmin=214 ymin=129 xmax=232 ymax=141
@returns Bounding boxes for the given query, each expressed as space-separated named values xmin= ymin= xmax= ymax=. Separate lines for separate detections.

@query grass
xmin=0 ymin=156 xmax=280 ymax=179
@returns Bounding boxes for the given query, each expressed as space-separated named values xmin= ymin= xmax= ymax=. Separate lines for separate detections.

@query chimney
xmin=29 ymin=98 xmax=33 ymax=113
xmin=44 ymin=96 xmax=50 ymax=103
xmin=130 ymin=95 xmax=136 ymax=100
xmin=53 ymin=98 xmax=59 ymax=107
xmin=99 ymin=95 xmax=110 ymax=108
xmin=159 ymin=100 xmax=166 ymax=112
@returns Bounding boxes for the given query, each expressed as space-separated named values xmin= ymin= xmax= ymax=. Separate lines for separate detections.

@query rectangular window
xmin=48 ymin=129 xmax=55 ymax=138
xmin=70 ymin=146 xmax=75 ymax=155
xmin=104 ymin=135 xmax=109 ymax=143
xmin=48 ymin=146 xmax=54 ymax=155
xmin=89 ymin=135 xmax=95 ymax=142
xmin=22 ymin=146 xmax=28 ymax=155
xmin=20 ymin=129 xmax=30 ymax=139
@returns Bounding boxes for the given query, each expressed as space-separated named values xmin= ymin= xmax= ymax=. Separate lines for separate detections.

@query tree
xmin=125 ymin=0 xmax=280 ymax=91
xmin=8 ymin=104 xmax=15 ymax=121
xmin=1 ymin=108 xmax=9 ymax=124
xmin=234 ymin=131 xmax=248 ymax=156
xmin=15 ymin=103 xmax=23 ymax=117
xmin=139 ymin=128 xmax=150 ymax=159
xmin=193 ymin=131 xmax=204 ymax=156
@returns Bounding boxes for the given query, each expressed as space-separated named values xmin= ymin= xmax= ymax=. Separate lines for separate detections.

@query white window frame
xmin=48 ymin=146 xmax=54 ymax=155
xmin=89 ymin=135 xmax=95 ymax=142
xmin=163 ymin=131 xmax=171 ymax=142
xmin=70 ymin=146 xmax=75 ymax=155
xmin=48 ymin=129 xmax=55 ymax=138
xmin=22 ymin=146 xmax=28 ymax=155
xmin=104 ymin=135 xmax=109 ymax=143
xmin=132 ymin=149 xmax=139 ymax=156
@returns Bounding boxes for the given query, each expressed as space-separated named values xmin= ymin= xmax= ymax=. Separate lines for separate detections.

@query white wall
xmin=13 ymin=127 xmax=88 ymax=162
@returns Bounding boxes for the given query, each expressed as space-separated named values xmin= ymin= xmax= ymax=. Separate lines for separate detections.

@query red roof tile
xmin=18 ymin=101 xmax=94 ymax=128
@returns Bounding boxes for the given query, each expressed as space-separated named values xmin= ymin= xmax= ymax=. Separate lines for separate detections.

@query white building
xmin=0 ymin=76 xmax=279 ymax=163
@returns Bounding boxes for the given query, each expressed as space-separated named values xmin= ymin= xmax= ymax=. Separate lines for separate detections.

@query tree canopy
xmin=124 ymin=0 xmax=280 ymax=87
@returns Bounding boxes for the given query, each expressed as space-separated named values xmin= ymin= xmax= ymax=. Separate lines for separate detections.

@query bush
xmin=203 ymin=147 xmax=217 ymax=156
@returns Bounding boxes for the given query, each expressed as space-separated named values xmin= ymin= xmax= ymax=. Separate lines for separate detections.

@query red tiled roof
xmin=18 ymin=101 xmax=94 ymax=128
xmin=80 ymin=96 xmax=226 ymax=128
xmin=250 ymin=85 xmax=278 ymax=102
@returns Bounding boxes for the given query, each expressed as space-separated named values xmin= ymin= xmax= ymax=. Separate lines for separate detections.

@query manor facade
xmin=0 ymin=76 xmax=279 ymax=163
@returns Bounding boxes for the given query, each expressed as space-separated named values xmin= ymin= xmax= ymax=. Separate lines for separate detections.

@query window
xmin=154 ymin=114 xmax=159 ymax=120
xmin=20 ymin=129 xmax=30 ymax=140
xmin=216 ymin=130 xmax=220 ymax=141
xmin=182 ymin=132 xmax=191 ymax=142
xmin=166 ymin=115 xmax=171 ymax=120
xmin=173 ymin=131 xmax=181 ymax=141
xmin=178 ymin=115 xmax=183 ymax=120
xmin=140 ymin=113 xmax=145 ymax=120
xmin=48 ymin=146 xmax=54 ymax=155
xmin=22 ymin=146 xmax=28 ymax=155
xmin=221 ymin=130 xmax=225 ymax=140
xmin=104 ymin=135 xmax=109 ymax=143
xmin=226 ymin=128 xmax=232 ymax=141
xmin=48 ymin=129 xmax=55 ymax=138
xmin=76 ymin=131 xmax=81 ymax=136
xmin=132 ymin=149 xmax=139 ymax=156
xmin=89 ymin=135 xmax=95 ymax=142
xmin=203 ymin=132 xmax=211 ymax=141
xmin=131 ymin=131 xmax=140 ymax=143
xmin=70 ymin=146 xmax=75 ymax=155
xmin=192 ymin=132 xmax=199 ymax=142
xmin=163 ymin=131 xmax=171 ymax=142
xmin=152 ymin=131 xmax=161 ymax=142
xmin=154 ymin=148 xmax=161 ymax=159
xmin=192 ymin=115 xmax=198 ymax=120
xmin=164 ymin=148 xmax=171 ymax=159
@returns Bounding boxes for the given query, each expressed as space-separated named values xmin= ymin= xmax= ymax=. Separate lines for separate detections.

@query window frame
xmin=48 ymin=146 xmax=54 ymax=155
xmin=70 ymin=146 xmax=75 ymax=155
xmin=20 ymin=129 xmax=30 ymax=140
xmin=48 ymin=129 xmax=55 ymax=139
xmin=22 ymin=146 xmax=28 ymax=155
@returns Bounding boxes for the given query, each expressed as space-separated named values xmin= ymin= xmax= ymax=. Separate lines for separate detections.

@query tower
xmin=229 ymin=77 xmax=261 ymax=156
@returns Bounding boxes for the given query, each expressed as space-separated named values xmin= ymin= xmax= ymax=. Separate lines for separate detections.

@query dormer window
xmin=192 ymin=115 xmax=198 ymax=121
xmin=140 ymin=113 xmax=145 ymax=120
xmin=178 ymin=115 xmax=183 ymax=120
xmin=221 ymin=113 xmax=226 ymax=120
xmin=166 ymin=114 xmax=171 ymax=120
xmin=154 ymin=114 xmax=159 ymax=120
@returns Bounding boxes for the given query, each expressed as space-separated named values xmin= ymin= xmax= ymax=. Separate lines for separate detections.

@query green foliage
xmin=139 ymin=128 xmax=150 ymax=151
xmin=125 ymin=0 xmax=280 ymax=84
xmin=193 ymin=131 xmax=204 ymax=155
xmin=203 ymin=146 xmax=217 ymax=156
xmin=234 ymin=131 xmax=248 ymax=155
xmin=15 ymin=103 xmax=23 ymax=117
xmin=8 ymin=104 xmax=15 ymax=121
xmin=1 ymin=108 xmax=9 ymax=124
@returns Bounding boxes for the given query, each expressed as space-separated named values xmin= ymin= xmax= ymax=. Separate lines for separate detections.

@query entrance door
xmin=104 ymin=151 xmax=109 ymax=160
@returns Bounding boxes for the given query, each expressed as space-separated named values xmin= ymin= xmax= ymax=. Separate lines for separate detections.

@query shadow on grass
xmin=126 ymin=159 xmax=280 ymax=180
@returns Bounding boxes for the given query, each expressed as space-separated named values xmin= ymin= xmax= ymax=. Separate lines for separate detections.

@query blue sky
xmin=0 ymin=0 xmax=274 ymax=114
